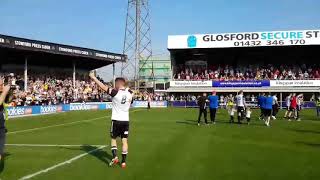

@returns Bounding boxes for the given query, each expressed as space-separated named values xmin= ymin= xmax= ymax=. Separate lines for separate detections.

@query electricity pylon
xmin=121 ymin=0 xmax=152 ymax=86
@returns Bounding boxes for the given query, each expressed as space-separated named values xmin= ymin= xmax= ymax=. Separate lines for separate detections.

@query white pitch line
xmin=6 ymin=144 xmax=106 ymax=147
xmin=7 ymin=116 xmax=108 ymax=135
xmin=8 ymin=109 xmax=142 ymax=135
xmin=19 ymin=145 xmax=107 ymax=180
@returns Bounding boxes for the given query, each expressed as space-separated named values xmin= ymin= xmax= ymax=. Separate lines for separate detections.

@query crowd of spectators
xmin=3 ymin=62 xmax=319 ymax=107
xmin=134 ymin=91 xmax=168 ymax=101
xmin=174 ymin=64 xmax=320 ymax=81
xmin=1 ymin=72 xmax=109 ymax=107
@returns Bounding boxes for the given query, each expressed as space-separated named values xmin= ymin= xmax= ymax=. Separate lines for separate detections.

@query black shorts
xmin=297 ymin=105 xmax=301 ymax=111
xmin=264 ymin=109 xmax=272 ymax=116
xmin=110 ymin=120 xmax=129 ymax=139
xmin=237 ymin=107 xmax=245 ymax=116
xmin=272 ymin=104 xmax=278 ymax=110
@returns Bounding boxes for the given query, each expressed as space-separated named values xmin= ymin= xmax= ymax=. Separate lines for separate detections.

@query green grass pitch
xmin=0 ymin=108 xmax=320 ymax=180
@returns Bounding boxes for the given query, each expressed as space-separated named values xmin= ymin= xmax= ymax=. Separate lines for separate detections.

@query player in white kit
xmin=235 ymin=90 xmax=246 ymax=124
xmin=296 ymin=94 xmax=304 ymax=121
xmin=271 ymin=94 xmax=279 ymax=120
xmin=89 ymin=72 xmax=133 ymax=169
xmin=284 ymin=94 xmax=292 ymax=118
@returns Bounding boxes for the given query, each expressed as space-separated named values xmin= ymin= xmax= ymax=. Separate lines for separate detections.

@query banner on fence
xmin=270 ymin=80 xmax=320 ymax=87
xmin=132 ymin=101 xmax=168 ymax=108
xmin=69 ymin=102 xmax=112 ymax=111
xmin=170 ymin=81 xmax=212 ymax=87
xmin=7 ymin=102 xmax=113 ymax=117
xmin=7 ymin=101 xmax=168 ymax=117
xmin=212 ymin=80 xmax=270 ymax=87
xmin=7 ymin=106 xmax=33 ymax=117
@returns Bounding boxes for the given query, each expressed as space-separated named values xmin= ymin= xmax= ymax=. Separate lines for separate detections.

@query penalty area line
xmin=18 ymin=145 xmax=108 ymax=180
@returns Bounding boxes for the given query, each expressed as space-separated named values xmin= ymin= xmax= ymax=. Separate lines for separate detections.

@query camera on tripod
xmin=3 ymin=73 xmax=18 ymax=90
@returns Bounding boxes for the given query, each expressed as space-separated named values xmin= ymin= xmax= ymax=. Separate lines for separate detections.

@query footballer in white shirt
xmin=89 ymin=72 xmax=133 ymax=169
xmin=235 ymin=90 xmax=246 ymax=124
xmin=272 ymin=94 xmax=279 ymax=120
xmin=284 ymin=94 xmax=292 ymax=118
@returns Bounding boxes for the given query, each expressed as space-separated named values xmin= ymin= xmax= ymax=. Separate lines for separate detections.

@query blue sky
xmin=0 ymin=0 xmax=319 ymax=79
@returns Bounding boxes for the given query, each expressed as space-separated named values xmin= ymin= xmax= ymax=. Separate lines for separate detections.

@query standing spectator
xmin=197 ymin=93 xmax=208 ymax=126
xmin=315 ymin=94 xmax=320 ymax=117
xmin=288 ymin=93 xmax=298 ymax=121
xmin=251 ymin=95 xmax=256 ymax=103
xmin=296 ymin=94 xmax=304 ymax=121
xmin=147 ymin=94 xmax=152 ymax=109
xmin=219 ymin=95 xmax=225 ymax=109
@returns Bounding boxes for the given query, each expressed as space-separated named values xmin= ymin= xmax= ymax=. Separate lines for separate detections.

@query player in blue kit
xmin=264 ymin=93 xmax=274 ymax=127
xmin=208 ymin=91 xmax=219 ymax=124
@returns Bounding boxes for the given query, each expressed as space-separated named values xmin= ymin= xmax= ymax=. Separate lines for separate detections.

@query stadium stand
xmin=0 ymin=34 xmax=126 ymax=106
xmin=166 ymin=30 xmax=320 ymax=108
xmin=1 ymin=73 xmax=110 ymax=106
xmin=173 ymin=64 xmax=320 ymax=81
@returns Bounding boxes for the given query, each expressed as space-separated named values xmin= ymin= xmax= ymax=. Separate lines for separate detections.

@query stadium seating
xmin=0 ymin=72 xmax=109 ymax=106
xmin=173 ymin=64 xmax=320 ymax=80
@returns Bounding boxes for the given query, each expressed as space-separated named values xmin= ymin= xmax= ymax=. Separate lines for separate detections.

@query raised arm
xmin=89 ymin=72 xmax=109 ymax=92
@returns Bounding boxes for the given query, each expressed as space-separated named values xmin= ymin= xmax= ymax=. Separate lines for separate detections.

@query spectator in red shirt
xmin=288 ymin=93 xmax=297 ymax=121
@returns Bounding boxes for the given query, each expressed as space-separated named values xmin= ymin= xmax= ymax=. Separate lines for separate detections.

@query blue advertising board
xmin=212 ymin=80 xmax=270 ymax=87
xmin=7 ymin=102 xmax=113 ymax=117
xmin=7 ymin=101 xmax=168 ymax=118
xmin=7 ymin=105 xmax=66 ymax=117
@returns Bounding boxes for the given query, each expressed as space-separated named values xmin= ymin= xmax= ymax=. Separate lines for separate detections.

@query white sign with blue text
xmin=168 ymin=30 xmax=320 ymax=49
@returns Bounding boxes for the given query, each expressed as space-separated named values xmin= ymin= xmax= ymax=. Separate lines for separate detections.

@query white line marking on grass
xmin=7 ymin=116 xmax=108 ymax=135
xmin=8 ymin=109 xmax=142 ymax=135
xmin=19 ymin=145 xmax=107 ymax=180
xmin=6 ymin=144 xmax=106 ymax=147
xmin=10 ymin=111 xmax=67 ymax=120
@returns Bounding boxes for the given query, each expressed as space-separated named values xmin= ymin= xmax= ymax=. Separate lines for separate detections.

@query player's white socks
xmin=264 ymin=118 xmax=270 ymax=126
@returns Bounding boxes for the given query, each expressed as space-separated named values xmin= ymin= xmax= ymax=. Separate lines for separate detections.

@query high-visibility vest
xmin=316 ymin=99 xmax=320 ymax=107
xmin=227 ymin=100 xmax=234 ymax=107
